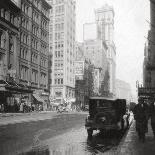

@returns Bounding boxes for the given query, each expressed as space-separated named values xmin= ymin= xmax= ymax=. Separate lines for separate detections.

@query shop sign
xmin=74 ymin=61 xmax=84 ymax=79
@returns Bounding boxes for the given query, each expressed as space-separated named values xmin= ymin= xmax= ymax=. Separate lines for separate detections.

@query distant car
xmin=57 ymin=106 xmax=69 ymax=113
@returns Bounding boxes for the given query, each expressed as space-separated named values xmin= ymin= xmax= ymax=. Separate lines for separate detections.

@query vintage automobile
xmin=57 ymin=106 xmax=69 ymax=113
xmin=85 ymin=97 xmax=130 ymax=137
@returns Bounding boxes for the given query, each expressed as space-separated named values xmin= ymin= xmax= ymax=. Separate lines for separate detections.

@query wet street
xmin=0 ymin=112 xmax=127 ymax=155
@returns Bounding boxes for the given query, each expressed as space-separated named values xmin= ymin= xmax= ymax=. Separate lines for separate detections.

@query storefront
xmin=0 ymin=79 xmax=33 ymax=112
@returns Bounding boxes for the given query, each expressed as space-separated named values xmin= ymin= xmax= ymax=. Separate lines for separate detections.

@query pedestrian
xmin=149 ymin=101 xmax=155 ymax=139
xmin=133 ymin=97 xmax=149 ymax=142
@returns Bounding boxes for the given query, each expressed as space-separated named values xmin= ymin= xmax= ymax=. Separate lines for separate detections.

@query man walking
xmin=134 ymin=98 xmax=149 ymax=142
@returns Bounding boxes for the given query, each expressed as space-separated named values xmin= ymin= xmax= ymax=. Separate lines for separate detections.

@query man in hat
xmin=134 ymin=97 xmax=149 ymax=142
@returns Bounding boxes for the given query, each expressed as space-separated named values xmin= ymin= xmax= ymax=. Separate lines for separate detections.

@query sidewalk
xmin=117 ymin=120 xmax=155 ymax=155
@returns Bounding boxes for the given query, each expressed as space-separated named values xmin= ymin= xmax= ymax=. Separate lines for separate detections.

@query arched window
xmin=0 ymin=31 xmax=6 ymax=49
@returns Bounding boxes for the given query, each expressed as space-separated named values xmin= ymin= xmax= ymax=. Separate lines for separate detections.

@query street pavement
xmin=116 ymin=119 xmax=155 ymax=155
xmin=0 ymin=111 xmax=88 ymax=126
xmin=0 ymin=112 xmax=88 ymax=155
xmin=0 ymin=111 xmax=126 ymax=155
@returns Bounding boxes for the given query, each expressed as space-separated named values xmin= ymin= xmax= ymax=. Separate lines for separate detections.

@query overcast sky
xmin=76 ymin=0 xmax=150 ymax=95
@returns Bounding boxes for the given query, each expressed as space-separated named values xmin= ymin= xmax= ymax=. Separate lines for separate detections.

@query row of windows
xmin=32 ymin=25 xmax=39 ymax=37
xmin=32 ymin=38 xmax=38 ymax=50
xmin=55 ymin=5 xmax=64 ymax=14
xmin=40 ymin=73 xmax=47 ymax=86
xmin=40 ymin=57 xmax=47 ymax=68
xmin=21 ymin=2 xmax=29 ymax=16
xmin=0 ymin=31 xmax=6 ymax=49
xmin=0 ymin=9 xmax=19 ymax=27
xmin=41 ymin=31 xmax=47 ymax=42
xmin=21 ymin=17 xmax=29 ymax=30
xmin=20 ymin=46 xmax=28 ymax=60
xmin=31 ymin=69 xmax=38 ymax=83
xmin=41 ymin=19 xmax=48 ymax=30
xmin=55 ymin=23 xmax=64 ymax=31
xmin=55 ymin=73 xmax=63 ymax=77
xmin=55 ymin=78 xmax=63 ymax=84
xmin=54 ymin=62 xmax=63 ymax=68
xmin=21 ymin=32 xmax=29 ymax=45
xmin=55 ymin=51 xmax=63 ymax=58
xmin=31 ymin=52 xmax=38 ymax=63
xmin=55 ymin=32 xmax=64 ymax=40
xmin=55 ymin=42 xmax=64 ymax=49
xmin=32 ymin=10 xmax=40 ymax=24
xmin=20 ymin=66 xmax=29 ymax=80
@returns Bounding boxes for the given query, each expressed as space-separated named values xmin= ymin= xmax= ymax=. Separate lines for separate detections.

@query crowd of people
xmin=133 ymin=97 xmax=155 ymax=142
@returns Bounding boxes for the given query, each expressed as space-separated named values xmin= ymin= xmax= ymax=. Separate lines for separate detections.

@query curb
xmin=116 ymin=116 xmax=134 ymax=153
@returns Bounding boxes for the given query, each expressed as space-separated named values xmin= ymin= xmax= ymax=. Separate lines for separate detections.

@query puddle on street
xmin=19 ymin=127 xmax=123 ymax=155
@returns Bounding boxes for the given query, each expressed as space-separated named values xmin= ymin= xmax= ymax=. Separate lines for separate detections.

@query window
xmin=0 ymin=31 xmax=6 ymax=49
xmin=61 ymin=78 xmax=63 ymax=84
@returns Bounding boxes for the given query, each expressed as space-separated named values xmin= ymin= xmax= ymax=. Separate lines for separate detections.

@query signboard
xmin=74 ymin=61 xmax=84 ymax=76
xmin=138 ymin=87 xmax=155 ymax=96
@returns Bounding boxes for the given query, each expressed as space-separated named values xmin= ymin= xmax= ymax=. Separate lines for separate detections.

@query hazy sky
xmin=76 ymin=0 xmax=150 ymax=95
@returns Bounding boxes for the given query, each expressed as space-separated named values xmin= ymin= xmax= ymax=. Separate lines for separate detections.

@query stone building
xmin=0 ymin=0 xmax=32 ymax=112
xmin=143 ymin=0 xmax=155 ymax=88
xmin=0 ymin=0 xmax=51 ymax=112
xmin=47 ymin=0 xmax=76 ymax=104
xmin=19 ymin=0 xmax=51 ymax=110
xmin=95 ymin=4 xmax=116 ymax=97
xmin=84 ymin=39 xmax=109 ymax=96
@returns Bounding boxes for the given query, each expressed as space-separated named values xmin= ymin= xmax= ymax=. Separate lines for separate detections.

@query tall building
xmin=95 ymin=4 xmax=116 ymax=97
xmin=143 ymin=0 xmax=155 ymax=88
xmin=143 ymin=41 xmax=151 ymax=87
xmin=0 ymin=0 xmax=24 ymax=112
xmin=47 ymin=0 xmax=76 ymax=104
xmin=19 ymin=0 xmax=51 ymax=109
xmin=83 ymin=39 xmax=109 ymax=95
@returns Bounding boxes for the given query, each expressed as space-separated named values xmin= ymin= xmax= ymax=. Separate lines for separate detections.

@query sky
xmin=76 ymin=0 xmax=150 ymax=96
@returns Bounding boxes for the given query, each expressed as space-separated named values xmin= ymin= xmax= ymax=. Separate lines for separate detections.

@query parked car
xmin=85 ymin=97 xmax=130 ymax=137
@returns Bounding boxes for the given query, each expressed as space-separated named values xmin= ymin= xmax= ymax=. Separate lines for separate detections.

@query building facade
xmin=95 ymin=4 xmax=116 ymax=97
xmin=47 ymin=0 xmax=76 ymax=104
xmin=19 ymin=0 xmax=51 ymax=110
xmin=143 ymin=0 xmax=155 ymax=89
xmin=0 ymin=0 xmax=51 ymax=112
xmin=143 ymin=41 xmax=151 ymax=87
xmin=0 ymin=0 xmax=34 ymax=112
xmin=83 ymin=39 xmax=109 ymax=96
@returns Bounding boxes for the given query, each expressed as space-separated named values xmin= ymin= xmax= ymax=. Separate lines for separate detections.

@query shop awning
xmin=33 ymin=94 xmax=45 ymax=103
